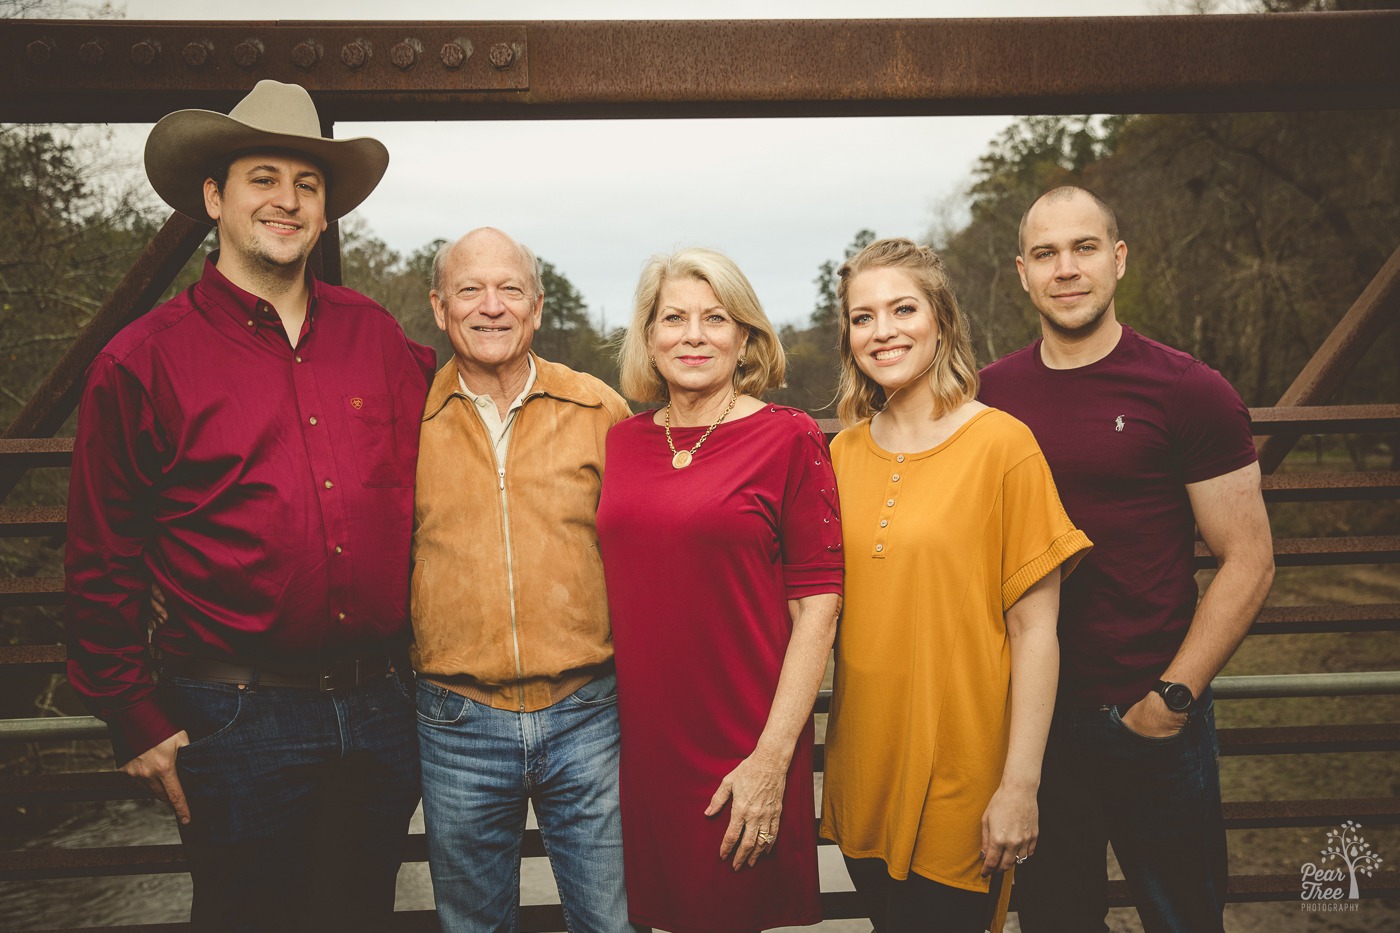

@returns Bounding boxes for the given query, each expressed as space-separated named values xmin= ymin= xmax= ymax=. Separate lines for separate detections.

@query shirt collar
xmin=458 ymin=354 xmax=537 ymax=413
xmin=195 ymin=251 xmax=320 ymax=335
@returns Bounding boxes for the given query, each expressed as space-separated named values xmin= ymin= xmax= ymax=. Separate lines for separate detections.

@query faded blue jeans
xmin=169 ymin=670 xmax=420 ymax=933
xmin=1013 ymin=691 xmax=1227 ymax=933
xmin=416 ymin=672 xmax=632 ymax=933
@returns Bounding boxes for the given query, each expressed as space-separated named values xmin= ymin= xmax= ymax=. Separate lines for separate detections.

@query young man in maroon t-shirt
xmin=978 ymin=186 xmax=1275 ymax=933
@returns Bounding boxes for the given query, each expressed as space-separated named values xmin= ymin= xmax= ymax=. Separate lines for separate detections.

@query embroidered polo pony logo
xmin=1114 ymin=415 xmax=1125 ymax=432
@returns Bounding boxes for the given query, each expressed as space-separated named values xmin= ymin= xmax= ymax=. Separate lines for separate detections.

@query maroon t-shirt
xmin=978 ymin=326 xmax=1256 ymax=705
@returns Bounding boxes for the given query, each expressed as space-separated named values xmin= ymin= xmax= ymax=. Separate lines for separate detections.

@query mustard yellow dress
xmin=821 ymin=408 xmax=1091 ymax=900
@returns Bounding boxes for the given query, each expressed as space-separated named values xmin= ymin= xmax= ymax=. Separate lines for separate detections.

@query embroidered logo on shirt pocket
xmin=344 ymin=393 xmax=413 ymax=487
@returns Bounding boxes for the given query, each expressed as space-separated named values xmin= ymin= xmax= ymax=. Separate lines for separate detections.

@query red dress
xmin=597 ymin=405 xmax=843 ymax=933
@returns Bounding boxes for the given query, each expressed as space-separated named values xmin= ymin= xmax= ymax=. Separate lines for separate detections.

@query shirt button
xmin=886 ymin=498 xmax=895 ymax=507
xmin=245 ymin=319 xmax=254 ymax=327
xmin=896 ymin=454 xmax=905 ymax=463
xmin=337 ymin=611 xmax=347 ymax=621
xmin=892 ymin=473 xmax=901 ymax=482
xmin=879 ymin=519 xmax=888 ymax=527
xmin=334 ymin=545 xmax=343 ymax=555
xmin=309 ymin=416 xmax=317 ymax=426
xmin=875 ymin=544 xmax=884 ymax=552
xmin=324 ymin=480 xmax=334 ymax=489
xmin=295 ymin=356 xmax=303 ymax=363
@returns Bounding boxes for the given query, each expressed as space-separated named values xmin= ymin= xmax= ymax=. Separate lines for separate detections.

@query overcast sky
xmin=73 ymin=0 xmax=1171 ymax=326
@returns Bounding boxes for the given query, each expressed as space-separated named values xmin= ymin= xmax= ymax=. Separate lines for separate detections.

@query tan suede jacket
xmin=410 ymin=353 xmax=631 ymax=711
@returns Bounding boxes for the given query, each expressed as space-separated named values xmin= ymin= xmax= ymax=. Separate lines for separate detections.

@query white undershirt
xmin=458 ymin=356 xmax=537 ymax=464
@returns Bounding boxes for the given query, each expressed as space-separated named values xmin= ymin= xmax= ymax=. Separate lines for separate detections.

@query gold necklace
xmin=664 ymin=391 xmax=738 ymax=469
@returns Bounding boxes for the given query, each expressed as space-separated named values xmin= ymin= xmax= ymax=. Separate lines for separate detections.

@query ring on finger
xmin=757 ymin=830 xmax=775 ymax=845
xmin=1014 ymin=854 xmax=1029 ymax=865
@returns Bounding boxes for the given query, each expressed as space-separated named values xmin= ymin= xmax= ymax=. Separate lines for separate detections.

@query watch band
xmin=1154 ymin=679 xmax=1195 ymax=712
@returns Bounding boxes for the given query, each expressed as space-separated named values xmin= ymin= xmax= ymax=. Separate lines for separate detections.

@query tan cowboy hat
xmin=144 ymin=80 xmax=389 ymax=223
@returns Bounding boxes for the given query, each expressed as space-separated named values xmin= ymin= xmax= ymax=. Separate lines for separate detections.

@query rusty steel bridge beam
xmin=4 ymin=13 xmax=1400 ymax=123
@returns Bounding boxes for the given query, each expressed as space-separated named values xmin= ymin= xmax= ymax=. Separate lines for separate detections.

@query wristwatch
xmin=1153 ymin=680 xmax=1195 ymax=713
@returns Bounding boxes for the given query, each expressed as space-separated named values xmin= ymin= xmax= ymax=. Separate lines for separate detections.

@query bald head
xmin=1018 ymin=186 xmax=1119 ymax=257
xmin=431 ymin=227 xmax=543 ymax=300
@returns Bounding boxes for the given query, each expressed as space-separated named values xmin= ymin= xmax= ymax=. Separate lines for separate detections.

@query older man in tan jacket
xmin=410 ymin=227 xmax=633 ymax=933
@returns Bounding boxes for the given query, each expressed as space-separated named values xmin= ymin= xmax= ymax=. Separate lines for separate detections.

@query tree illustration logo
xmin=1300 ymin=820 xmax=1385 ymax=906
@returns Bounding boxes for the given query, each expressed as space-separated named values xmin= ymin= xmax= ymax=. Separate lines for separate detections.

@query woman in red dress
xmin=597 ymin=248 xmax=843 ymax=933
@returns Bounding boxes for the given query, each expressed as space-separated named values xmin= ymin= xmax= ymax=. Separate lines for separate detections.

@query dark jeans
xmin=167 ymin=670 xmax=420 ymax=933
xmin=1014 ymin=692 xmax=1227 ymax=933
xmin=844 ymin=855 xmax=994 ymax=933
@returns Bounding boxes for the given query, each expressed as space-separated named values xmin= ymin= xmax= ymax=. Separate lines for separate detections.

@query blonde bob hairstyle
xmin=618 ymin=247 xmax=786 ymax=404
xmin=835 ymin=238 xmax=980 ymax=427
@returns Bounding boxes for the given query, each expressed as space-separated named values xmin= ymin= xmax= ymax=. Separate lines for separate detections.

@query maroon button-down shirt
xmin=66 ymin=256 xmax=434 ymax=759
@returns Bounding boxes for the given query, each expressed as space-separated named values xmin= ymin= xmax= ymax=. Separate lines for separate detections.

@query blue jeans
xmin=1014 ymin=692 xmax=1227 ymax=933
xmin=416 ymin=672 xmax=632 ymax=933
xmin=168 ymin=670 xmax=420 ymax=933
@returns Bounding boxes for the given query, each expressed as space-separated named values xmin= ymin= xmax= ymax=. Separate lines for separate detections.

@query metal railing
xmin=2 ymin=11 xmax=1399 ymax=929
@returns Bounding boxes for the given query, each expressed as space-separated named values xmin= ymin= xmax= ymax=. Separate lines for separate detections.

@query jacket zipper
xmin=497 ymin=456 xmax=526 ymax=713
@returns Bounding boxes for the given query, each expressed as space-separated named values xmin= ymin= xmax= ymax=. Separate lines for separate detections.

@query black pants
xmin=844 ymin=855 xmax=993 ymax=933
xmin=1013 ymin=698 xmax=1227 ymax=933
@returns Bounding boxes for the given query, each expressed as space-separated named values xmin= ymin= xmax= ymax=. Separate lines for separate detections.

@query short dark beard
xmin=1038 ymin=295 xmax=1113 ymax=340
xmin=215 ymin=225 xmax=315 ymax=295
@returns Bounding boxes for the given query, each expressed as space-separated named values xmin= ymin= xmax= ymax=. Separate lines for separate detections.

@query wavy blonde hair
xmin=835 ymin=238 xmax=979 ymax=426
xmin=618 ymin=247 xmax=786 ymax=404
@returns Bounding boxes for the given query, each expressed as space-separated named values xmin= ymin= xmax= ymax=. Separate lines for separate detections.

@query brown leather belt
xmin=166 ymin=655 xmax=403 ymax=692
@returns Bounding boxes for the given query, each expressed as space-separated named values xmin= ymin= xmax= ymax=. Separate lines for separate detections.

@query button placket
xmin=871 ymin=454 xmax=906 ymax=559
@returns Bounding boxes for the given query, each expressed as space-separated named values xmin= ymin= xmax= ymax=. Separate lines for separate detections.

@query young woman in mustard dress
xmin=820 ymin=239 xmax=1091 ymax=932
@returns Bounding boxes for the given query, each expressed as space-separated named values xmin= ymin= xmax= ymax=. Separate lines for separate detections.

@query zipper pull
xmin=498 ymin=467 xmax=506 ymax=491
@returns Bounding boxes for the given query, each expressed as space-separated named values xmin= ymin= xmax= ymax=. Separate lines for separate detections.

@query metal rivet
xmin=292 ymin=40 xmax=321 ymax=70
xmin=233 ymin=39 xmax=263 ymax=68
xmin=78 ymin=40 xmax=105 ymax=67
xmin=26 ymin=39 xmax=53 ymax=66
xmin=130 ymin=39 xmax=159 ymax=67
xmin=341 ymin=39 xmax=370 ymax=70
xmin=440 ymin=39 xmax=471 ymax=69
xmin=182 ymin=40 xmax=212 ymax=68
xmin=488 ymin=42 xmax=515 ymax=70
xmin=390 ymin=39 xmax=421 ymax=71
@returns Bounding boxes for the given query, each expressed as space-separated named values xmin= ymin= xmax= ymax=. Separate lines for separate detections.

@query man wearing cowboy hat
xmin=66 ymin=80 xmax=435 ymax=931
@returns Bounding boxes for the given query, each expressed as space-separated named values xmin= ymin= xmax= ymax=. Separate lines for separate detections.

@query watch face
xmin=1162 ymin=683 xmax=1193 ymax=712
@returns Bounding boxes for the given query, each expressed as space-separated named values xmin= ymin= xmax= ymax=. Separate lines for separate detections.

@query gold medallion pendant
xmin=664 ymin=390 xmax=738 ymax=470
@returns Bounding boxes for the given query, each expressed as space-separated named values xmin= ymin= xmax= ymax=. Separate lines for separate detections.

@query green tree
xmin=339 ymin=230 xmax=618 ymax=386
xmin=770 ymin=229 xmax=877 ymax=420
xmin=339 ymin=220 xmax=446 ymax=363
xmin=537 ymin=259 xmax=613 ymax=382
